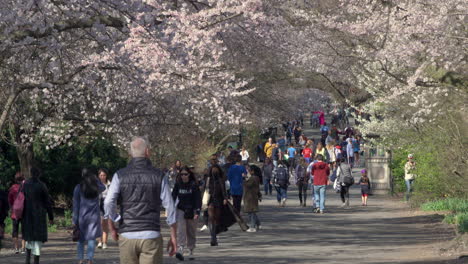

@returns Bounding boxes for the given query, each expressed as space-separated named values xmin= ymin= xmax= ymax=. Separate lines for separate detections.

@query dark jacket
xmin=0 ymin=189 xmax=8 ymax=229
xmin=172 ymin=180 xmax=202 ymax=216
xmin=22 ymin=178 xmax=54 ymax=242
xmin=118 ymin=158 xmax=163 ymax=233
xmin=295 ymin=164 xmax=309 ymax=185
xmin=262 ymin=163 xmax=273 ymax=181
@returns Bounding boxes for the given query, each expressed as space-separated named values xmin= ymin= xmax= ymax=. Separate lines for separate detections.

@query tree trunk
xmin=0 ymin=91 xmax=19 ymax=134
xmin=16 ymin=143 xmax=34 ymax=178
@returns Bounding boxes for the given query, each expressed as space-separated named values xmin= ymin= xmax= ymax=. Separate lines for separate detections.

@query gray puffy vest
xmin=118 ymin=158 xmax=162 ymax=233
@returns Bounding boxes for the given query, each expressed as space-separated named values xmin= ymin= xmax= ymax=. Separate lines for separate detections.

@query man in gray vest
xmin=104 ymin=137 xmax=177 ymax=263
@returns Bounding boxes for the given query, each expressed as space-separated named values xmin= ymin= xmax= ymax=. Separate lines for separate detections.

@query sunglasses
xmin=180 ymin=173 xmax=189 ymax=176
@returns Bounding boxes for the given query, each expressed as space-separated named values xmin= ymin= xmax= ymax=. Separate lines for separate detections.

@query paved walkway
xmin=0 ymin=115 xmax=463 ymax=263
xmin=0 ymin=186 xmax=459 ymax=264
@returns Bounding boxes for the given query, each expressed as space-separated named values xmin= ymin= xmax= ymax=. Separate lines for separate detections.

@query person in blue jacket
xmin=227 ymin=154 xmax=247 ymax=214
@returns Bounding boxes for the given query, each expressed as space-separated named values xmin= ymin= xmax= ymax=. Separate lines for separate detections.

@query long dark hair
xmin=80 ymin=168 xmax=99 ymax=199
xmin=176 ymin=166 xmax=196 ymax=184
xmin=209 ymin=165 xmax=224 ymax=181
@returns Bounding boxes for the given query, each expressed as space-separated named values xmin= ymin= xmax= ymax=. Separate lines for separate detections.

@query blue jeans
xmin=313 ymin=185 xmax=327 ymax=211
xmin=276 ymin=186 xmax=288 ymax=202
xmin=405 ymin=179 xmax=414 ymax=200
xmin=77 ymin=240 xmax=96 ymax=261
xmin=248 ymin=212 xmax=261 ymax=229
xmin=264 ymin=178 xmax=272 ymax=195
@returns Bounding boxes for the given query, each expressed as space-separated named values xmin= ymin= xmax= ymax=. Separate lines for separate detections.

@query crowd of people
xmin=0 ymin=109 xmax=415 ymax=264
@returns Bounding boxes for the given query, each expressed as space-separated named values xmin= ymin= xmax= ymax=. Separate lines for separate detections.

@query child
xmin=357 ymin=169 xmax=371 ymax=206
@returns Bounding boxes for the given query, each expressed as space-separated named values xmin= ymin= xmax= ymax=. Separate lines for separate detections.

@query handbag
xmin=201 ymin=177 xmax=210 ymax=210
xmin=11 ymin=181 xmax=25 ymax=220
xmin=72 ymin=225 xmax=80 ymax=242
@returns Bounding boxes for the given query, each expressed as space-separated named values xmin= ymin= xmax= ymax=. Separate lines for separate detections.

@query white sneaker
xmin=257 ymin=225 xmax=261 ymax=230
xmin=200 ymin=225 xmax=208 ymax=232
xmin=246 ymin=228 xmax=257 ymax=233
xmin=97 ymin=242 xmax=102 ymax=249
xmin=102 ymin=243 xmax=108 ymax=249
xmin=281 ymin=198 xmax=287 ymax=207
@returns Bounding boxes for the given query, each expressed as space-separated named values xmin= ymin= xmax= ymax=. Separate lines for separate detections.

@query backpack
xmin=275 ymin=167 xmax=289 ymax=187
xmin=11 ymin=182 xmax=25 ymax=220
xmin=339 ymin=165 xmax=354 ymax=186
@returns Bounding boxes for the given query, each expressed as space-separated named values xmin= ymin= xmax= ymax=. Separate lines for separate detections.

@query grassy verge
xmin=3 ymin=209 xmax=73 ymax=235
xmin=421 ymin=199 xmax=468 ymax=233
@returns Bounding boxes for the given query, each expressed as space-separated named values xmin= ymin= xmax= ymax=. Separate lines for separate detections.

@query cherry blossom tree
xmin=0 ymin=0 xmax=265 ymax=176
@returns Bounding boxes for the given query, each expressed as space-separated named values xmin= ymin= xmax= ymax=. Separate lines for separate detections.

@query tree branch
xmin=6 ymin=15 xmax=125 ymax=42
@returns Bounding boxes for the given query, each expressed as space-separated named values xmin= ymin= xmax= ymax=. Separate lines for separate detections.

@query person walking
xmin=287 ymin=143 xmax=297 ymax=177
xmin=227 ymin=154 xmax=246 ymax=214
xmin=22 ymin=167 xmax=54 ymax=264
xmin=97 ymin=169 xmax=111 ymax=250
xmin=73 ymin=168 xmax=106 ymax=264
xmin=346 ymin=138 xmax=355 ymax=168
xmin=172 ymin=167 xmax=201 ymax=261
xmin=204 ymin=165 xmax=228 ymax=246
xmin=357 ymin=169 xmax=371 ymax=206
xmin=243 ymin=165 xmax=262 ymax=232
xmin=262 ymin=158 xmax=274 ymax=195
xmin=0 ymin=178 xmax=9 ymax=250
xmin=271 ymin=144 xmax=280 ymax=168
xmin=326 ymin=142 xmax=337 ymax=170
xmin=8 ymin=172 xmax=26 ymax=254
xmin=104 ymin=137 xmax=177 ymax=264
xmin=295 ymin=158 xmax=309 ymax=207
xmin=336 ymin=158 xmax=354 ymax=207
xmin=263 ymin=138 xmax=274 ymax=159
xmin=312 ymin=155 xmax=330 ymax=214
xmin=404 ymin=154 xmax=417 ymax=201
xmin=272 ymin=161 xmax=290 ymax=207
xmin=240 ymin=147 xmax=250 ymax=165
xmin=302 ymin=144 xmax=313 ymax=164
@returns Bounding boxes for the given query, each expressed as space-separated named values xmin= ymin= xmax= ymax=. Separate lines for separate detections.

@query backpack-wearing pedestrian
xmin=73 ymin=168 xmax=106 ymax=264
xmin=22 ymin=167 xmax=54 ymax=264
xmin=295 ymin=158 xmax=309 ymax=207
xmin=336 ymin=159 xmax=354 ymax=207
xmin=243 ymin=165 xmax=262 ymax=233
xmin=272 ymin=162 xmax=290 ymax=207
xmin=172 ymin=167 xmax=201 ymax=261
xmin=104 ymin=137 xmax=178 ymax=264
xmin=8 ymin=172 xmax=26 ymax=254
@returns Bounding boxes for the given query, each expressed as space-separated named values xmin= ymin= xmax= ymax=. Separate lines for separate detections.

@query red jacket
xmin=312 ymin=161 xmax=330 ymax=185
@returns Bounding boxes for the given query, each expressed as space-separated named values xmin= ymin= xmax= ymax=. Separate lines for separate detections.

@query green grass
xmin=3 ymin=209 xmax=73 ymax=236
xmin=421 ymin=198 xmax=468 ymax=213
xmin=455 ymin=213 xmax=468 ymax=233
xmin=422 ymin=199 xmax=468 ymax=233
